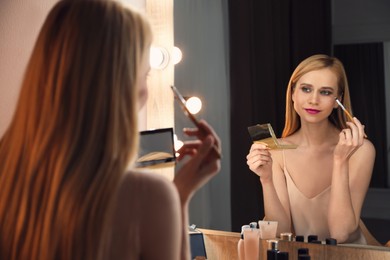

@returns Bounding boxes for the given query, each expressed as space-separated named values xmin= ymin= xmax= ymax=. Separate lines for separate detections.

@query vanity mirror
xmin=174 ymin=0 xmax=390 ymax=249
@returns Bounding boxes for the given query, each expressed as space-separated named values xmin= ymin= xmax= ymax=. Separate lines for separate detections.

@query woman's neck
xmin=295 ymin=120 xmax=339 ymax=147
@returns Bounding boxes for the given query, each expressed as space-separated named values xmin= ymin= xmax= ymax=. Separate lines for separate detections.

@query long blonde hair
xmin=282 ymin=54 xmax=352 ymax=137
xmin=0 ymin=1 xmax=151 ymax=259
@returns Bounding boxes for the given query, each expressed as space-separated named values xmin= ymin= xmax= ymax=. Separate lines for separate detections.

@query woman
xmin=247 ymin=54 xmax=375 ymax=244
xmin=0 ymin=1 xmax=221 ymax=259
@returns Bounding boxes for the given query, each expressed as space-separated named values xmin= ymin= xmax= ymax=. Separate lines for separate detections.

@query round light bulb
xmin=185 ymin=96 xmax=202 ymax=115
xmin=150 ymin=47 xmax=169 ymax=69
xmin=174 ymin=135 xmax=184 ymax=152
xmin=172 ymin=46 xmax=182 ymax=65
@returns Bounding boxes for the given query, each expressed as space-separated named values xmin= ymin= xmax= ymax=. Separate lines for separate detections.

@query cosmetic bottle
xmin=325 ymin=238 xmax=337 ymax=245
xmin=243 ymin=222 xmax=260 ymax=260
xmin=267 ymin=249 xmax=277 ymax=260
xmin=276 ymin=251 xmax=289 ymax=260
xmin=295 ymin=235 xmax=304 ymax=242
xmin=297 ymin=248 xmax=310 ymax=259
xmin=258 ymin=220 xmax=278 ymax=239
xmin=280 ymin=232 xmax=293 ymax=241
xmin=297 ymin=248 xmax=309 ymax=255
xmin=307 ymin=235 xmax=318 ymax=243
xmin=237 ymin=225 xmax=250 ymax=260
xmin=266 ymin=240 xmax=278 ymax=260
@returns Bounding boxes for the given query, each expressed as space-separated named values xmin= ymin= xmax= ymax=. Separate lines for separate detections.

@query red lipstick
xmin=305 ymin=108 xmax=320 ymax=114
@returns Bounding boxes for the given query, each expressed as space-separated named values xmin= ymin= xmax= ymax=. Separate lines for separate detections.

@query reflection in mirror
xmin=174 ymin=1 xmax=231 ymax=232
xmin=333 ymin=0 xmax=390 ymax=247
xmin=174 ymin=0 xmax=390 ymax=247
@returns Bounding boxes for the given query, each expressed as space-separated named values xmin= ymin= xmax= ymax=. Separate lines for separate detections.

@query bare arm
xmin=247 ymin=144 xmax=292 ymax=234
xmin=328 ymin=118 xmax=375 ymax=243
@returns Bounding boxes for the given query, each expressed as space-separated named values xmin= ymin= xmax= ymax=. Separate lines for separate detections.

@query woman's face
xmin=137 ymin=50 xmax=150 ymax=110
xmin=292 ymin=68 xmax=339 ymax=123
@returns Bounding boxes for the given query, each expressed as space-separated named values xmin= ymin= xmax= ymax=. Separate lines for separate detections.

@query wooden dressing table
xmin=197 ymin=228 xmax=390 ymax=260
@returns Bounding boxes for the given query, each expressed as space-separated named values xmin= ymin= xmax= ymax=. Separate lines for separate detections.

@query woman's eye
xmin=301 ymin=86 xmax=311 ymax=93
xmin=320 ymin=90 xmax=332 ymax=96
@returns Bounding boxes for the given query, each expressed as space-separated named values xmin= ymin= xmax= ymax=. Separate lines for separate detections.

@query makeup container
xmin=243 ymin=222 xmax=260 ymax=260
xmin=298 ymin=247 xmax=311 ymax=260
xmin=267 ymin=239 xmax=279 ymax=251
xmin=280 ymin=232 xmax=293 ymax=241
xmin=237 ymin=225 xmax=250 ymax=260
xmin=295 ymin=235 xmax=305 ymax=242
xmin=307 ymin=235 xmax=318 ymax=243
xmin=297 ymin=248 xmax=309 ymax=255
xmin=276 ymin=251 xmax=289 ymax=260
xmin=266 ymin=240 xmax=279 ymax=260
xmin=258 ymin=220 xmax=278 ymax=239
xmin=325 ymin=238 xmax=337 ymax=245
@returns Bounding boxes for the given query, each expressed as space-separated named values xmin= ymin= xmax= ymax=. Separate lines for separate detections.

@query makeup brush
xmin=335 ymin=97 xmax=354 ymax=122
xmin=335 ymin=97 xmax=367 ymax=138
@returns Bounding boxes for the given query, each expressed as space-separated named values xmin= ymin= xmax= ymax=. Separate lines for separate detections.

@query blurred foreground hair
xmin=0 ymin=1 xmax=151 ymax=259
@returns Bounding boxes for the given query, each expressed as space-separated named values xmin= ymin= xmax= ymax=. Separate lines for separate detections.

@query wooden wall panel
xmin=144 ymin=0 xmax=175 ymax=180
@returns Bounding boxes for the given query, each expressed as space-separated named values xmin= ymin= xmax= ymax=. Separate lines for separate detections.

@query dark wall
xmin=334 ymin=43 xmax=387 ymax=187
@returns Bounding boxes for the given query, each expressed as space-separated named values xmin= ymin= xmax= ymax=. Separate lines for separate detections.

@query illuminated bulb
xmin=174 ymin=135 xmax=184 ymax=152
xmin=172 ymin=46 xmax=182 ymax=65
xmin=185 ymin=96 xmax=202 ymax=115
xmin=150 ymin=47 xmax=169 ymax=69
xmin=173 ymin=135 xmax=184 ymax=157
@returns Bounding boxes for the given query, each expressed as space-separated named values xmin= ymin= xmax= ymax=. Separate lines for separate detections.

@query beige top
xmin=282 ymin=150 xmax=367 ymax=244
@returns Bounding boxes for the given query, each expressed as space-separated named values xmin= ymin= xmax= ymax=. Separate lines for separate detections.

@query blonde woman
xmin=0 ymin=1 xmax=221 ymax=259
xmin=247 ymin=54 xmax=374 ymax=244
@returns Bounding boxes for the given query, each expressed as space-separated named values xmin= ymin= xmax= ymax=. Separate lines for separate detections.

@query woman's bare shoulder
xmin=352 ymin=138 xmax=376 ymax=163
xmin=278 ymin=135 xmax=298 ymax=146
xmin=270 ymin=135 xmax=296 ymax=158
xmin=112 ymin=171 xmax=181 ymax=237
xmin=119 ymin=170 xmax=179 ymax=203
xmin=270 ymin=135 xmax=300 ymax=170
xmin=269 ymin=147 xmax=285 ymax=172
xmin=362 ymin=138 xmax=376 ymax=153
xmin=107 ymin=171 xmax=181 ymax=259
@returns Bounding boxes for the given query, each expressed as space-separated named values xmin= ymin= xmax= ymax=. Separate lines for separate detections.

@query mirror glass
xmin=174 ymin=0 xmax=390 ymax=248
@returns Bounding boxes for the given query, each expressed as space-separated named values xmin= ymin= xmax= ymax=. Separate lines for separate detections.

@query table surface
xmin=197 ymin=228 xmax=390 ymax=260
